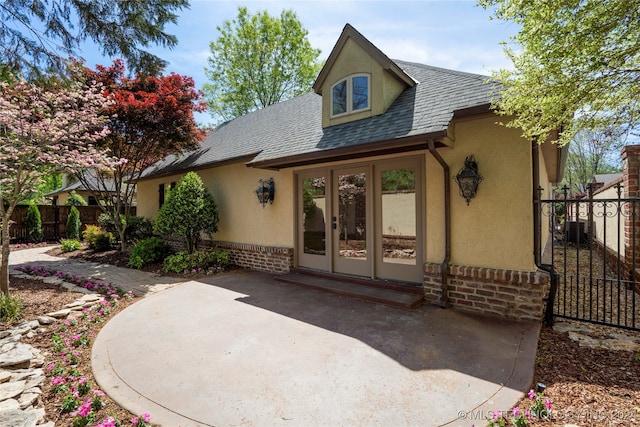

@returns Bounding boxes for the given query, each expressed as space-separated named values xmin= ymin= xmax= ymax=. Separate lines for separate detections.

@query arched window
xmin=331 ymin=74 xmax=370 ymax=117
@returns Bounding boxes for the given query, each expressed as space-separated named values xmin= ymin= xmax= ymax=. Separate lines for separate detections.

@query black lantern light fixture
xmin=255 ymin=178 xmax=275 ymax=207
xmin=455 ymin=155 xmax=483 ymax=205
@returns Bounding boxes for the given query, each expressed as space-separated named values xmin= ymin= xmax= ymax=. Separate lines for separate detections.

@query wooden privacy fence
xmin=7 ymin=205 xmax=136 ymax=242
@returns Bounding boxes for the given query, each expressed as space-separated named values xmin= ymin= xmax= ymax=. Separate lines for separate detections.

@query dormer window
xmin=331 ymin=74 xmax=370 ymax=117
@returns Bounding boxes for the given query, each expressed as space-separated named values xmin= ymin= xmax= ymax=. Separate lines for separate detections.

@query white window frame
xmin=330 ymin=73 xmax=371 ymax=118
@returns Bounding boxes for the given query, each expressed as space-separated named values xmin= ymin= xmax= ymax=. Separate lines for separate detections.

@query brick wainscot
xmin=424 ymin=263 xmax=550 ymax=322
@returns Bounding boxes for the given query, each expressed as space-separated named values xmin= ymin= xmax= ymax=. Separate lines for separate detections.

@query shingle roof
xmin=47 ymin=173 xmax=117 ymax=196
xmin=141 ymin=60 xmax=499 ymax=178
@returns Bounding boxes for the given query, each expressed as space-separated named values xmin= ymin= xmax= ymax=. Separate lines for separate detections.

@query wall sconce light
xmin=455 ymin=155 xmax=483 ymax=205
xmin=256 ymin=178 xmax=275 ymax=207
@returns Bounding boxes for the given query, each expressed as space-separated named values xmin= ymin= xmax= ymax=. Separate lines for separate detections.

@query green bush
xmin=163 ymin=249 xmax=230 ymax=274
xmin=66 ymin=206 xmax=82 ymax=239
xmin=129 ymin=237 xmax=170 ymax=269
xmin=98 ymin=214 xmax=153 ymax=244
xmin=65 ymin=191 xmax=88 ymax=206
xmin=25 ymin=203 xmax=43 ymax=243
xmin=0 ymin=292 xmax=23 ymax=322
xmin=60 ymin=239 xmax=82 ymax=253
xmin=82 ymin=225 xmax=113 ymax=252
xmin=153 ymin=172 xmax=219 ymax=254
xmin=125 ymin=216 xmax=154 ymax=242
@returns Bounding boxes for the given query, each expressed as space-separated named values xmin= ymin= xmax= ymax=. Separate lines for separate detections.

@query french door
xmin=297 ymin=157 xmax=423 ymax=284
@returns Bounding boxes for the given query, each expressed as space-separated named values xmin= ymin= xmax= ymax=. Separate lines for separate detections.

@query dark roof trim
xmin=452 ymin=103 xmax=493 ymax=118
xmin=248 ymin=131 xmax=448 ymax=170
xmin=139 ymin=153 xmax=260 ymax=182
xmin=313 ymin=24 xmax=416 ymax=95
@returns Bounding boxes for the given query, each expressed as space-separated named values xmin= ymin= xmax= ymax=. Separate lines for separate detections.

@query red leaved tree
xmin=74 ymin=60 xmax=207 ymax=250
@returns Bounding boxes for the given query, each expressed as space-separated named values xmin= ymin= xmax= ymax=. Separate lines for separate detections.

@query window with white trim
xmin=331 ymin=74 xmax=370 ymax=117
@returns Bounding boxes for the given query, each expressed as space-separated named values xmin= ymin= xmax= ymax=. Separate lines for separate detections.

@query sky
xmin=79 ymin=0 xmax=519 ymax=125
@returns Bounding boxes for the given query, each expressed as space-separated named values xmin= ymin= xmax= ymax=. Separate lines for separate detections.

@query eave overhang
xmin=247 ymin=130 xmax=449 ymax=170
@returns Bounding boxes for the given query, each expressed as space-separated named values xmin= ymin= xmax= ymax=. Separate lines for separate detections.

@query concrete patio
xmin=8 ymin=247 xmax=539 ymax=426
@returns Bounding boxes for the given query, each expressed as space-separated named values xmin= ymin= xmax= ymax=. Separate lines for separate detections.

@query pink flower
xmin=131 ymin=416 xmax=139 ymax=425
xmin=492 ymin=411 xmax=501 ymax=420
xmin=45 ymin=363 xmax=55 ymax=372
xmin=51 ymin=377 xmax=66 ymax=386
xmin=545 ymin=398 xmax=552 ymax=410
xmin=79 ymin=377 xmax=88 ymax=385
xmin=71 ymin=400 xmax=92 ymax=418
xmin=96 ymin=417 xmax=117 ymax=427
xmin=524 ymin=410 xmax=532 ymax=419
xmin=512 ymin=407 xmax=520 ymax=417
xmin=93 ymin=389 xmax=105 ymax=396
xmin=528 ymin=389 xmax=535 ymax=400
xmin=142 ymin=413 xmax=151 ymax=422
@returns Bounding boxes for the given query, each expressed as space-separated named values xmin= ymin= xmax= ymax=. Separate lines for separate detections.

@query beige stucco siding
xmin=138 ymin=115 xmax=538 ymax=272
xmin=583 ymin=184 xmax=624 ymax=257
xmin=320 ymin=38 xmax=405 ymax=128
xmin=426 ymin=114 xmax=535 ymax=271
xmin=136 ymin=163 xmax=294 ymax=248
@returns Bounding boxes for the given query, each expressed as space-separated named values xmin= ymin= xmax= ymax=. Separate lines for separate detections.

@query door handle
xmin=332 ymin=216 xmax=337 ymax=229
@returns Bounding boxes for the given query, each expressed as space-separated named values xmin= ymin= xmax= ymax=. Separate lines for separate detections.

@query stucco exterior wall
xmin=138 ymin=115 xmax=538 ymax=274
xmin=320 ymin=38 xmax=405 ymax=128
xmin=587 ymin=183 xmax=624 ymax=257
xmin=136 ymin=163 xmax=294 ymax=248
xmin=426 ymin=114 xmax=535 ymax=272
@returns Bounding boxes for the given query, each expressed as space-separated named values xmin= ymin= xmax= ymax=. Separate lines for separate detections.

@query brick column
xmin=621 ymin=145 xmax=640 ymax=274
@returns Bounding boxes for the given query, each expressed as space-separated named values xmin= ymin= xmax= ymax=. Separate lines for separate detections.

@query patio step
xmin=275 ymin=269 xmax=424 ymax=309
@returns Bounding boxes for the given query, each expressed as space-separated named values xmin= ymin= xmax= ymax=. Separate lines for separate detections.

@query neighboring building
xmin=137 ymin=24 xmax=567 ymax=321
xmin=47 ymin=173 xmax=134 ymax=206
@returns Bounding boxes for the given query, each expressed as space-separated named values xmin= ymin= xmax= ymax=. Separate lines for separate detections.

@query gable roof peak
xmin=312 ymin=24 xmax=417 ymax=95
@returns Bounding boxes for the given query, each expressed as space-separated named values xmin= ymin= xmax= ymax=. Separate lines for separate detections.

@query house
xmin=137 ymin=24 xmax=567 ymax=322
xmin=47 ymin=172 xmax=134 ymax=206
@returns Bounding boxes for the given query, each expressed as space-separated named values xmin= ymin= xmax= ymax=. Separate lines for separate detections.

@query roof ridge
xmin=393 ymin=59 xmax=490 ymax=80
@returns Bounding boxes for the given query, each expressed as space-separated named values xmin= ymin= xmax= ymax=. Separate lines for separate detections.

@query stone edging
xmin=0 ymin=272 xmax=111 ymax=427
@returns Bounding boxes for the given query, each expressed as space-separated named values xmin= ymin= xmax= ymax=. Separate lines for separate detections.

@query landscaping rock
xmin=0 ymin=397 xmax=20 ymax=410
xmin=36 ymin=316 xmax=55 ymax=326
xmin=45 ymin=309 xmax=71 ymax=319
xmin=18 ymin=392 xmax=39 ymax=409
xmin=0 ymin=343 xmax=33 ymax=368
xmin=10 ymin=321 xmax=39 ymax=337
xmin=0 ymin=380 xmax=26 ymax=401
xmin=0 ymin=406 xmax=45 ymax=427
xmin=0 ymin=331 xmax=11 ymax=339
xmin=0 ymin=371 xmax=11 ymax=384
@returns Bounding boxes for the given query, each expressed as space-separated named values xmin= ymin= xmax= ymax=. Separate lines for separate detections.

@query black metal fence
xmin=537 ymin=185 xmax=640 ymax=331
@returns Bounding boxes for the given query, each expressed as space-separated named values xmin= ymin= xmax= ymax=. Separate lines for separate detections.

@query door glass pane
xmin=381 ymin=168 xmax=416 ymax=265
xmin=338 ymin=172 xmax=366 ymax=259
xmin=303 ymin=177 xmax=326 ymax=255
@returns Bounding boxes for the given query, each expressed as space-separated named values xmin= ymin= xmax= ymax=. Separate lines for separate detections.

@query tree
xmin=153 ymin=172 xmax=219 ymax=254
xmin=203 ymin=6 xmax=322 ymax=122
xmin=75 ymin=60 xmax=206 ymax=251
xmin=0 ymin=79 xmax=114 ymax=293
xmin=479 ymin=0 xmax=640 ymax=146
xmin=0 ymin=0 xmax=189 ymax=77
xmin=561 ymin=128 xmax=624 ymax=194
xmin=66 ymin=191 xmax=88 ymax=207
xmin=25 ymin=203 xmax=43 ymax=243
xmin=66 ymin=206 xmax=82 ymax=240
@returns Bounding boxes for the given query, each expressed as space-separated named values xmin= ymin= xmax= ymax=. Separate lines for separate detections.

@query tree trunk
xmin=1 ymin=214 xmax=12 ymax=295
xmin=119 ymin=226 xmax=127 ymax=252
